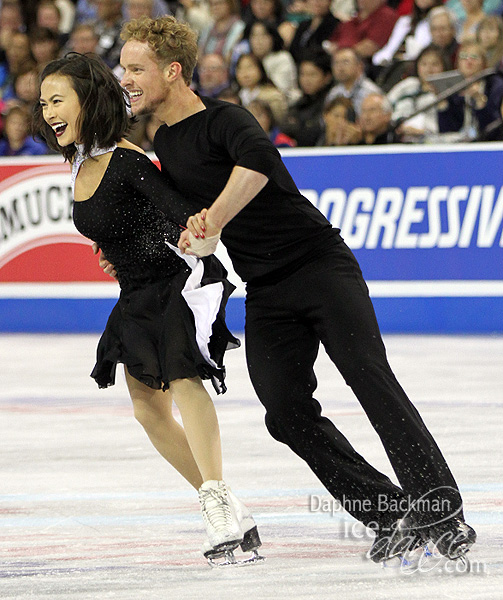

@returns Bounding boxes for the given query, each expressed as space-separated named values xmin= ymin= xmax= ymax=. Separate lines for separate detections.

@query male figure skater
xmin=112 ymin=16 xmax=476 ymax=562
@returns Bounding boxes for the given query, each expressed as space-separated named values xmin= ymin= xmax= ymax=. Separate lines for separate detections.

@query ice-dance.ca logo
xmin=308 ymin=486 xmax=486 ymax=575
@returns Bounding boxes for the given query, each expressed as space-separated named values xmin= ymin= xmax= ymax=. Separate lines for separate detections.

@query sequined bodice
xmin=72 ymin=147 xmax=189 ymax=289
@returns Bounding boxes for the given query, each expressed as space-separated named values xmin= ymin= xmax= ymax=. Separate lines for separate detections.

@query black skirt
xmin=91 ymin=254 xmax=240 ymax=394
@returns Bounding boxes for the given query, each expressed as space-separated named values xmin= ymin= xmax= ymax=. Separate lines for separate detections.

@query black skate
xmin=203 ymin=525 xmax=265 ymax=568
xmin=367 ymin=518 xmax=424 ymax=564
xmin=427 ymin=517 xmax=476 ymax=560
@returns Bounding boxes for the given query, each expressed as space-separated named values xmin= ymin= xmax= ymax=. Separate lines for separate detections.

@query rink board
xmin=1 ymin=144 xmax=502 ymax=333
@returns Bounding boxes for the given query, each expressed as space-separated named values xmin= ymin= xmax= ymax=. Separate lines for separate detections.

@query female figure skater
xmin=34 ymin=52 xmax=261 ymax=566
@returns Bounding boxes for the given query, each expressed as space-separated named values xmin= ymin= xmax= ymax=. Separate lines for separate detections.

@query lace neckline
xmin=71 ymin=142 xmax=117 ymax=193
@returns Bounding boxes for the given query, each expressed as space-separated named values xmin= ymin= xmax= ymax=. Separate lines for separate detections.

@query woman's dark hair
xmin=298 ymin=48 xmax=333 ymax=75
xmin=414 ymin=43 xmax=450 ymax=77
xmin=33 ymin=52 xmax=132 ymax=162
xmin=245 ymin=19 xmax=284 ymax=52
xmin=323 ymin=96 xmax=356 ymax=123
xmin=247 ymin=0 xmax=284 ymax=25
xmin=235 ymin=53 xmax=271 ymax=87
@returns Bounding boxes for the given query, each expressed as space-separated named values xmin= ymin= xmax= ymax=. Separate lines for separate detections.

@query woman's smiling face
xmin=40 ymin=74 xmax=82 ymax=146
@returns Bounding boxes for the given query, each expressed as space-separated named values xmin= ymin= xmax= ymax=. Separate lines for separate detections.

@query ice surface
xmin=0 ymin=334 xmax=502 ymax=599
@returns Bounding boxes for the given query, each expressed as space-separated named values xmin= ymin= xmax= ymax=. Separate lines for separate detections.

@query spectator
xmin=317 ymin=96 xmax=362 ymax=145
xmin=247 ymin=20 xmax=301 ymax=103
xmin=247 ymin=98 xmax=297 ymax=146
xmin=0 ymin=32 xmax=35 ymax=100
xmin=437 ymin=40 xmax=503 ymax=140
xmin=331 ymin=0 xmax=360 ymax=21
xmin=67 ymin=23 xmax=100 ymax=54
xmin=445 ymin=0 xmax=501 ymax=23
xmin=94 ymin=0 xmax=125 ymax=69
xmin=59 ymin=0 xmax=171 ymax=33
xmin=197 ymin=53 xmax=230 ymax=97
xmin=372 ymin=0 xmax=443 ymax=89
xmin=288 ymin=0 xmax=339 ymax=63
xmin=328 ymin=0 xmax=399 ymax=61
xmin=12 ymin=66 xmax=40 ymax=108
xmin=428 ymin=6 xmax=459 ymax=67
xmin=281 ymin=49 xmax=334 ymax=145
xmin=387 ymin=44 xmax=448 ymax=141
xmin=36 ymin=0 xmax=61 ymax=31
xmin=125 ymin=0 xmax=156 ymax=20
xmin=198 ymin=0 xmax=245 ymax=63
xmin=35 ymin=0 xmax=62 ymax=39
xmin=76 ymin=0 xmax=168 ymax=26
xmin=458 ymin=0 xmax=487 ymax=42
xmin=30 ymin=27 xmax=62 ymax=67
xmin=36 ymin=0 xmax=74 ymax=40
xmin=0 ymin=105 xmax=48 ymax=155
xmin=277 ymin=1 xmax=309 ymax=50
xmin=476 ymin=14 xmax=503 ymax=67
xmin=243 ymin=0 xmax=285 ymax=27
xmin=234 ymin=52 xmax=288 ymax=121
xmin=0 ymin=2 xmax=24 ymax=57
xmin=325 ymin=47 xmax=382 ymax=114
xmin=358 ymin=92 xmax=400 ymax=143
xmin=174 ymin=0 xmax=213 ymax=36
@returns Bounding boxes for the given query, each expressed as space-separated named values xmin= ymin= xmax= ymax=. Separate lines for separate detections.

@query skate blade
xmin=445 ymin=542 xmax=473 ymax=560
xmin=207 ymin=549 xmax=266 ymax=568
xmin=430 ymin=537 xmax=474 ymax=562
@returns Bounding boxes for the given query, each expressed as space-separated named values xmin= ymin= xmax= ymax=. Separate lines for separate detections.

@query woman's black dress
xmin=72 ymin=147 xmax=239 ymax=394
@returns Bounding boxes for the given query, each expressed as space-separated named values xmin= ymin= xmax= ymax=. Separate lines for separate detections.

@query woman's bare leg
xmin=125 ymin=367 xmax=203 ymax=489
xmin=169 ymin=376 xmax=223 ymax=483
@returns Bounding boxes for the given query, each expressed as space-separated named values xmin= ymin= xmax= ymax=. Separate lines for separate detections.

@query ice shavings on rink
xmin=0 ymin=334 xmax=502 ymax=600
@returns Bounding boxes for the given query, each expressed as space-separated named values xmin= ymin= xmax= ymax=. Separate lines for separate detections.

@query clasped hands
xmin=93 ymin=209 xmax=221 ymax=281
xmin=177 ymin=208 xmax=222 ymax=257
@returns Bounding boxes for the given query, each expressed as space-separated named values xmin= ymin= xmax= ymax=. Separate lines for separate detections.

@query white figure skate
xmin=202 ymin=490 xmax=265 ymax=567
xmin=198 ymin=480 xmax=243 ymax=552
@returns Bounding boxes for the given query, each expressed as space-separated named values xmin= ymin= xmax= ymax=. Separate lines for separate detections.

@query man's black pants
xmin=245 ymin=241 xmax=463 ymax=528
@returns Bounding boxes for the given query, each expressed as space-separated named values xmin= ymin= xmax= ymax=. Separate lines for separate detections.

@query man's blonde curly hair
xmin=121 ymin=16 xmax=198 ymax=85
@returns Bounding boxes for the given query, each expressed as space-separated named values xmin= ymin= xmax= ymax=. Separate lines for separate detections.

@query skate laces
xmin=199 ymin=486 xmax=233 ymax=530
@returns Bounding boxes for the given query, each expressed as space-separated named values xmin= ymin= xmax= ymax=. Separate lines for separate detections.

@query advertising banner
xmin=0 ymin=145 xmax=502 ymax=333
xmin=0 ymin=157 xmax=118 ymax=332
xmin=286 ymin=144 xmax=503 ymax=333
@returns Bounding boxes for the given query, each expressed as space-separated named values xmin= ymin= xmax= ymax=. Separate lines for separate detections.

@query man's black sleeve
xmin=209 ymin=104 xmax=283 ymax=178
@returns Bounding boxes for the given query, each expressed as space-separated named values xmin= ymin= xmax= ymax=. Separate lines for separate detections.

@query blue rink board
xmin=2 ymin=145 xmax=503 ymax=333
xmin=0 ymin=296 xmax=502 ymax=334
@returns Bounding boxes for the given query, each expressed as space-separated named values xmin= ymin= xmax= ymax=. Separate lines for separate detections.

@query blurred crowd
xmin=1 ymin=0 xmax=503 ymax=155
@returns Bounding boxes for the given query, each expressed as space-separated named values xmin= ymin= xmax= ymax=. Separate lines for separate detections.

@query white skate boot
xmin=198 ymin=480 xmax=243 ymax=552
xmin=202 ymin=490 xmax=265 ymax=567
